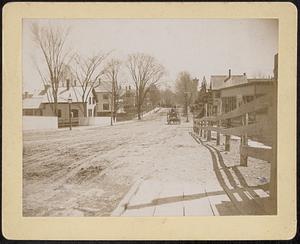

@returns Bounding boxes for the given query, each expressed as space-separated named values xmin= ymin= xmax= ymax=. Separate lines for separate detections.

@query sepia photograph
xmin=2 ymin=2 xmax=297 ymax=240
xmin=21 ymin=18 xmax=279 ymax=217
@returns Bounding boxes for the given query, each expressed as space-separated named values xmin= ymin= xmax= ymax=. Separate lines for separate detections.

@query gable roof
xmin=94 ymin=82 xmax=129 ymax=97
xmin=41 ymin=86 xmax=95 ymax=103
xmin=94 ymin=81 xmax=112 ymax=93
xmin=210 ymin=75 xmax=248 ymax=90
xmin=247 ymin=78 xmax=275 ymax=83
xmin=23 ymin=96 xmax=44 ymax=109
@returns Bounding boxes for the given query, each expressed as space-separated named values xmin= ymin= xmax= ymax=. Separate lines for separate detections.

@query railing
xmin=193 ymin=93 xmax=276 ymax=166
xmin=193 ymin=91 xmax=277 ymax=210
xmin=58 ymin=117 xmax=79 ymax=127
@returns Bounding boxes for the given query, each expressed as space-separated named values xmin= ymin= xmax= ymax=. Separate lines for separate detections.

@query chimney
xmin=129 ymin=85 xmax=131 ymax=90
xmin=224 ymin=69 xmax=231 ymax=82
xmin=66 ymin=79 xmax=70 ymax=90
xmin=243 ymin=72 xmax=246 ymax=76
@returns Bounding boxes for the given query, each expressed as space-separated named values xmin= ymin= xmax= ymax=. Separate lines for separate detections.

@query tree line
xmin=31 ymin=24 xmax=200 ymax=121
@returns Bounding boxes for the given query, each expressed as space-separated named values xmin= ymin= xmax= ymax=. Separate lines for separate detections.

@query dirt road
xmin=23 ymin=109 xmax=201 ymax=216
xmin=23 ymin=108 xmax=270 ymax=216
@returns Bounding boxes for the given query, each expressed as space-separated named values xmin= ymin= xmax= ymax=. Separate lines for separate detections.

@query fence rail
xmin=199 ymin=94 xmax=272 ymax=122
xmin=193 ymin=89 xmax=277 ymax=211
xmin=193 ymin=93 xmax=275 ymax=165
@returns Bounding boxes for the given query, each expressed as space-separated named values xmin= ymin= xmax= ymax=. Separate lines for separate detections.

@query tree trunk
xmin=113 ymin=112 xmax=116 ymax=123
xmin=185 ymin=97 xmax=188 ymax=116
xmin=53 ymin=96 xmax=58 ymax=116
xmin=82 ymin=95 xmax=88 ymax=117
xmin=137 ymin=104 xmax=142 ymax=120
xmin=83 ymin=103 xmax=87 ymax=117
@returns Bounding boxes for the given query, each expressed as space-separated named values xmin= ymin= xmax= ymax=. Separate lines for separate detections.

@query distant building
xmin=122 ymin=85 xmax=136 ymax=114
xmin=23 ymin=96 xmax=44 ymax=116
xmin=23 ymin=81 xmax=97 ymax=127
xmin=208 ymin=53 xmax=278 ymax=124
xmin=94 ymin=82 xmax=112 ymax=116
xmin=210 ymin=70 xmax=274 ymax=117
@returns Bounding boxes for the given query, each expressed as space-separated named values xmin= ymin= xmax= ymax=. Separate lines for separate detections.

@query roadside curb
xmin=110 ymin=179 xmax=143 ymax=216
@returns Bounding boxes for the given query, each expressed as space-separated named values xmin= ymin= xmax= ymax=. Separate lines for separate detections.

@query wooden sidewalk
xmin=112 ymin=132 xmax=272 ymax=217
xmin=112 ymin=133 xmax=273 ymax=216
xmin=112 ymin=177 xmax=270 ymax=217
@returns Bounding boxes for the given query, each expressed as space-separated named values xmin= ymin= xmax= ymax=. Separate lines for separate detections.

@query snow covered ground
xmin=23 ymin=108 xmax=272 ymax=216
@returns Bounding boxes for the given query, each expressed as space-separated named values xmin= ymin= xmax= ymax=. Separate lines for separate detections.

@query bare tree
xmin=73 ymin=53 xmax=109 ymax=116
xmin=175 ymin=71 xmax=198 ymax=118
xmin=127 ymin=53 xmax=165 ymax=120
xmin=161 ymin=88 xmax=176 ymax=107
xmin=103 ymin=59 xmax=122 ymax=125
xmin=31 ymin=23 xmax=72 ymax=115
xmin=148 ymin=84 xmax=161 ymax=108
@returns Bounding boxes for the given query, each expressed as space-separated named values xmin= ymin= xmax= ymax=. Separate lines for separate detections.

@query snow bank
xmin=140 ymin=107 xmax=161 ymax=118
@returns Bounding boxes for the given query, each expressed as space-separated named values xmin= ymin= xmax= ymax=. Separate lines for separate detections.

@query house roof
xmin=95 ymin=82 xmax=112 ymax=93
xmin=247 ymin=78 xmax=274 ymax=83
xmin=23 ymin=96 xmax=44 ymax=109
xmin=210 ymin=75 xmax=248 ymax=90
xmin=41 ymin=86 xmax=95 ymax=103
xmin=95 ymin=82 xmax=129 ymax=97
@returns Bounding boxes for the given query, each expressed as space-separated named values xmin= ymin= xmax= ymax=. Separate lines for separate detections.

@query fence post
xmin=240 ymin=113 xmax=249 ymax=166
xmin=225 ymin=119 xmax=231 ymax=151
xmin=216 ymin=120 xmax=220 ymax=146
xmin=204 ymin=120 xmax=207 ymax=139
xmin=207 ymin=120 xmax=211 ymax=141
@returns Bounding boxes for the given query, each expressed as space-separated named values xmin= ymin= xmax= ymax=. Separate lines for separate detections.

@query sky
xmin=23 ymin=19 xmax=278 ymax=93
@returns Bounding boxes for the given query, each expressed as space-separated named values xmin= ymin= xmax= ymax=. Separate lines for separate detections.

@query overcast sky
xmin=23 ymin=19 xmax=278 ymax=93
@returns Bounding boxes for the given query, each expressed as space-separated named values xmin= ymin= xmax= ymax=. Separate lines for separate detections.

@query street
xmin=23 ymin=108 xmax=270 ymax=216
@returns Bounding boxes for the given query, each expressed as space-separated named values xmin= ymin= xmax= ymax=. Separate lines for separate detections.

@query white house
xmin=23 ymin=84 xmax=97 ymax=127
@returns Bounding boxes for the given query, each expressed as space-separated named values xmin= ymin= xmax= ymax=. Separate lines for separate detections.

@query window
xmin=242 ymin=95 xmax=254 ymax=104
xmin=89 ymin=97 xmax=92 ymax=105
xmin=34 ymin=110 xmax=42 ymax=116
xmin=71 ymin=109 xmax=78 ymax=118
xmin=222 ymin=97 xmax=237 ymax=113
xmin=58 ymin=109 xmax=62 ymax=118
xmin=215 ymin=91 xmax=221 ymax=98
xmin=103 ymin=103 xmax=109 ymax=110
xmin=103 ymin=94 xmax=109 ymax=100
xmin=23 ymin=109 xmax=33 ymax=116
xmin=213 ymin=106 xmax=218 ymax=116
xmin=88 ymin=109 xmax=93 ymax=117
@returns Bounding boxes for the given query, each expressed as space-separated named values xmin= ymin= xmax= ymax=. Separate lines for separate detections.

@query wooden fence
xmin=193 ymin=91 xmax=277 ymax=210
xmin=58 ymin=117 xmax=79 ymax=127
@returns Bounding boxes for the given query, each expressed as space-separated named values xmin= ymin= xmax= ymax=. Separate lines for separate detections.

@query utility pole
xmin=68 ymin=94 xmax=72 ymax=130
xmin=184 ymin=91 xmax=191 ymax=122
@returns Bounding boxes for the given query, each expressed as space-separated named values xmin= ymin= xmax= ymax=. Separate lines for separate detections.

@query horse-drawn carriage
xmin=167 ymin=108 xmax=180 ymax=124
